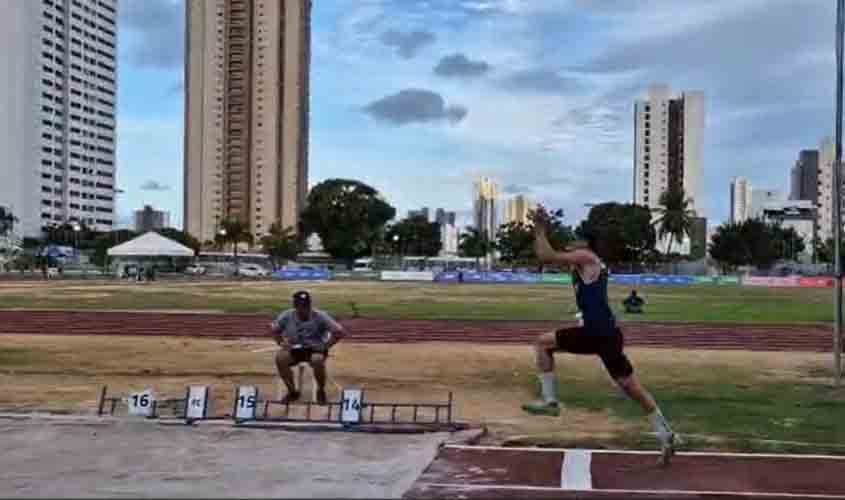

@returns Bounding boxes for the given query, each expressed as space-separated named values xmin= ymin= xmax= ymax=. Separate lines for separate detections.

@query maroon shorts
xmin=554 ymin=326 xmax=633 ymax=379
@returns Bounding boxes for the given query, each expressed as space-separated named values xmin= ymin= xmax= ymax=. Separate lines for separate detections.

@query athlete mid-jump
xmin=522 ymin=206 xmax=681 ymax=466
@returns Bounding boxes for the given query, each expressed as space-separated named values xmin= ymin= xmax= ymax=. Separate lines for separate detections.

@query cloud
xmin=434 ymin=53 xmax=492 ymax=78
xmin=499 ymin=69 xmax=583 ymax=94
xmin=363 ymin=89 xmax=468 ymax=126
xmin=120 ymin=0 xmax=184 ymax=69
xmin=379 ymin=29 xmax=436 ymax=59
xmin=140 ymin=180 xmax=172 ymax=192
xmin=503 ymin=184 xmax=532 ymax=195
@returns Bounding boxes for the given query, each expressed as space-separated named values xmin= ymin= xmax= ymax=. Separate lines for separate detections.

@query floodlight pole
xmin=834 ymin=0 xmax=844 ymax=387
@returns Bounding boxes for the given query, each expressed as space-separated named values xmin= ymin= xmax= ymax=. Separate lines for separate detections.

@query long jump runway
xmin=403 ymin=445 xmax=845 ymax=499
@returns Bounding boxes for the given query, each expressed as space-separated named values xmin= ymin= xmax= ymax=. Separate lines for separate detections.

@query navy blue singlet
xmin=572 ymin=262 xmax=617 ymax=336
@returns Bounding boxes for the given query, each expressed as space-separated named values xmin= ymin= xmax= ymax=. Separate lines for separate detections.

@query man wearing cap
xmin=270 ymin=290 xmax=347 ymax=404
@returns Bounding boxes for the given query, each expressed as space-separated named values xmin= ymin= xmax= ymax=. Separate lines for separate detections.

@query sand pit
xmin=0 ymin=417 xmax=450 ymax=498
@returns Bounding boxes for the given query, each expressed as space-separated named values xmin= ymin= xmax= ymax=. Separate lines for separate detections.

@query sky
xmin=116 ymin=0 xmax=837 ymax=231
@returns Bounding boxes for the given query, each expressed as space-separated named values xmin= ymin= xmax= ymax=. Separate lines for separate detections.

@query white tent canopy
xmin=107 ymin=232 xmax=195 ymax=257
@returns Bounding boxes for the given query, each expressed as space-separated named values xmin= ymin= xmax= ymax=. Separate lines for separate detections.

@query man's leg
xmin=522 ymin=331 xmax=562 ymax=416
xmin=274 ymin=349 xmax=299 ymax=402
xmin=603 ymin=344 xmax=680 ymax=466
xmin=309 ymin=353 xmax=328 ymax=404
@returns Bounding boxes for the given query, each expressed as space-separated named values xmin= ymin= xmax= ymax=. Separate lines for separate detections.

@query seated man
xmin=270 ymin=290 xmax=347 ymax=404
xmin=623 ymin=289 xmax=645 ymax=314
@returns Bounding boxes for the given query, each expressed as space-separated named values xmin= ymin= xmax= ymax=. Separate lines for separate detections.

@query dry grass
xmin=0 ymin=335 xmax=837 ymax=448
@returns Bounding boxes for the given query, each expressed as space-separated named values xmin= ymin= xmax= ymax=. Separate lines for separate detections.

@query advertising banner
xmin=380 ymin=271 xmax=434 ymax=282
xmin=272 ymin=269 xmax=332 ymax=281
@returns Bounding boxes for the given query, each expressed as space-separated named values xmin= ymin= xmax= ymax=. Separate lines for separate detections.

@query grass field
xmin=0 ymin=279 xmax=836 ymax=323
xmin=1 ymin=336 xmax=843 ymax=454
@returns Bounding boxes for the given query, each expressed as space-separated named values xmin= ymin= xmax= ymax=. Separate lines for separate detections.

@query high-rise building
xmin=749 ymin=188 xmax=785 ymax=220
xmin=184 ymin=0 xmax=312 ymax=244
xmin=440 ymin=223 xmax=459 ymax=256
xmin=816 ymin=136 xmax=845 ymax=241
xmin=473 ymin=177 xmax=498 ymax=239
xmin=633 ymin=84 xmax=705 ymax=214
xmin=134 ymin=205 xmax=171 ymax=233
xmin=0 ymin=0 xmax=119 ymax=238
xmin=504 ymin=195 xmax=536 ymax=225
xmin=791 ymin=150 xmax=819 ymax=202
xmin=408 ymin=207 xmax=430 ymax=221
xmin=730 ymin=177 xmax=752 ymax=224
xmin=435 ymin=208 xmax=456 ymax=226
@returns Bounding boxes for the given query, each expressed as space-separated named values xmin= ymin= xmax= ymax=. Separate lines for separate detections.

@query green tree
xmin=300 ymin=179 xmax=396 ymax=265
xmin=260 ymin=222 xmax=302 ymax=268
xmin=708 ymin=222 xmax=746 ymax=272
xmin=385 ymin=215 xmax=442 ymax=257
xmin=157 ymin=227 xmax=201 ymax=255
xmin=577 ymin=202 xmax=656 ymax=265
xmin=654 ymin=187 xmax=696 ymax=257
xmin=0 ymin=207 xmax=17 ymax=236
xmin=216 ymin=217 xmax=254 ymax=274
xmin=495 ymin=221 xmax=535 ymax=264
xmin=459 ymin=227 xmax=492 ymax=269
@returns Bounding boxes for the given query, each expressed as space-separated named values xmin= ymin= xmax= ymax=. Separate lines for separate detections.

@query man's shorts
xmin=554 ymin=326 xmax=633 ymax=379
xmin=288 ymin=346 xmax=327 ymax=366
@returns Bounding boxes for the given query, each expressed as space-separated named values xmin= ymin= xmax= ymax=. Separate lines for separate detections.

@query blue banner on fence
xmin=435 ymin=271 xmax=541 ymax=283
xmin=609 ymin=274 xmax=697 ymax=286
xmin=272 ymin=269 xmax=332 ymax=281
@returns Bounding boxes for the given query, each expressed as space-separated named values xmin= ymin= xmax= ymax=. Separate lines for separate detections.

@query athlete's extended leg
xmin=616 ymin=373 xmax=680 ymax=466
xmin=521 ymin=331 xmax=562 ymax=416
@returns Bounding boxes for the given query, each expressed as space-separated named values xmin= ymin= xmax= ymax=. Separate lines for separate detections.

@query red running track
xmin=0 ymin=310 xmax=839 ymax=353
xmin=404 ymin=445 xmax=845 ymax=499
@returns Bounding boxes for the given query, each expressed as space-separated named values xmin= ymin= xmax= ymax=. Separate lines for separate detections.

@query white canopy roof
xmin=107 ymin=232 xmax=195 ymax=257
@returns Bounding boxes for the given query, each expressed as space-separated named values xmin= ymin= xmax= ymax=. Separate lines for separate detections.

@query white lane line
xmin=412 ymin=483 xmax=845 ymax=499
xmin=445 ymin=444 xmax=845 ymax=460
xmin=561 ymin=449 xmax=592 ymax=490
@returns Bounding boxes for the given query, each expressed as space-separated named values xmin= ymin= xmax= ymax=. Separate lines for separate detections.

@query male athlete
xmin=522 ymin=206 xmax=681 ymax=465
xmin=270 ymin=290 xmax=347 ymax=404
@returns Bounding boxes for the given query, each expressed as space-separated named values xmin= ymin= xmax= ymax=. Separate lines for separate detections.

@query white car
xmin=237 ymin=264 xmax=269 ymax=277
xmin=185 ymin=265 xmax=207 ymax=275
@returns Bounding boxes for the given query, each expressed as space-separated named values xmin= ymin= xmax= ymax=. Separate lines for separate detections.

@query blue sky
xmin=117 ymin=0 xmax=836 ymax=231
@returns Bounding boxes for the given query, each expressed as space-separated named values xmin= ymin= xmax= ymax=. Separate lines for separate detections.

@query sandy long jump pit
xmin=0 ymin=416 xmax=450 ymax=498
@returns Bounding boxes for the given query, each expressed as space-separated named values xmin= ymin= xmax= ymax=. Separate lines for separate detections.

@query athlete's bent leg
xmin=522 ymin=331 xmax=561 ymax=416
xmin=274 ymin=349 xmax=299 ymax=402
xmin=309 ymin=353 xmax=328 ymax=404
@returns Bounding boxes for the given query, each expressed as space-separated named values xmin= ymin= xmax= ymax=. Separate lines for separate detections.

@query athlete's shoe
xmin=521 ymin=400 xmax=560 ymax=416
xmin=658 ymin=432 xmax=682 ymax=467
xmin=280 ymin=390 xmax=300 ymax=404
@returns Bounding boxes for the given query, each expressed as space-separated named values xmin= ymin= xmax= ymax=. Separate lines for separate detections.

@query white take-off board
xmin=185 ymin=385 xmax=209 ymax=420
xmin=340 ymin=388 xmax=363 ymax=424
xmin=235 ymin=385 xmax=258 ymax=421
xmin=127 ymin=389 xmax=155 ymax=417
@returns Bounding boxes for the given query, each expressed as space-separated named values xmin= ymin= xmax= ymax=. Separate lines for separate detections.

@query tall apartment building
xmin=816 ymin=137 xmax=845 ymax=241
xmin=184 ymin=0 xmax=312 ymax=244
xmin=473 ymin=177 xmax=498 ymax=239
xmin=134 ymin=204 xmax=170 ymax=233
xmin=791 ymin=150 xmax=819 ymax=202
xmin=0 ymin=0 xmax=119 ymax=238
xmin=633 ymin=84 xmax=705 ymax=214
xmin=504 ymin=194 xmax=535 ymax=226
xmin=435 ymin=208 xmax=456 ymax=227
xmin=730 ymin=177 xmax=751 ymax=224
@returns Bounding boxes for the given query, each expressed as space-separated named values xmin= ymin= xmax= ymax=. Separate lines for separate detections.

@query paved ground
xmin=0 ymin=416 xmax=449 ymax=498
xmin=0 ymin=310 xmax=838 ymax=352
xmin=404 ymin=445 xmax=845 ymax=499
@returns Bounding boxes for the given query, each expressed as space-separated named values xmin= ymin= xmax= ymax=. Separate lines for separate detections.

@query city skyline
xmin=44 ymin=0 xmax=840 ymax=235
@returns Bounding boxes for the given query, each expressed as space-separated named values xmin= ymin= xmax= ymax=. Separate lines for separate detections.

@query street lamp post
xmin=834 ymin=0 xmax=844 ymax=387
xmin=72 ymin=223 xmax=81 ymax=264
xmin=393 ymin=234 xmax=400 ymax=270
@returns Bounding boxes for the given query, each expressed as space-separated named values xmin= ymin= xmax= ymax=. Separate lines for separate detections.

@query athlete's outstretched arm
xmin=533 ymin=209 xmax=595 ymax=267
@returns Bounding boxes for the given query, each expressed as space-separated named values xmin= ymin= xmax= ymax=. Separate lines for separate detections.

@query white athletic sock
xmin=649 ymin=408 xmax=673 ymax=442
xmin=540 ymin=373 xmax=558 ymax=404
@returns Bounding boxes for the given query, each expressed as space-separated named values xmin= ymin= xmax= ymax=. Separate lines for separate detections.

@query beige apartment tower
xmin=184 ymin=0 xmax=311 ymax=244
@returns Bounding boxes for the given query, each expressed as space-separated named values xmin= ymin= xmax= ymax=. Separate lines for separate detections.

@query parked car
xmin=185 ymin=264 xmax=207 ymax=276
xmin=237 ymin=263 xmax=270 ymax=277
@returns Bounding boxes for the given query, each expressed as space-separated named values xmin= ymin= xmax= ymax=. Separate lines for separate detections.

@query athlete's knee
xmin=536 ymin=331 xmax=557 ymax=350
xmin=309 ymin=353 xmax=326 ymax=366
xmin=275 ymin=349 xmax=293 ymax=366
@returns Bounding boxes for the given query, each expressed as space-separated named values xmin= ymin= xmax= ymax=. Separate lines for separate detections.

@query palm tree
xmin=259 ymin=222 xmax=301 ymax=269
xmin=216 ymin=217 xmax=253 ymax=275
xmin=654 ymin=187 xmax=696 ymax=258
xmin=459 ymin=227 xmax=492 ymax=270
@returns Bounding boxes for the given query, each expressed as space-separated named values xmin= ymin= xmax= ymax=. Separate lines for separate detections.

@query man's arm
xmin=533 ymin=213 xmax=595 ymax=267
xmin=270 ymin=313 xmax=290 ymax=348
xmin=321 ymin=313 xmax=347 ymax=349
